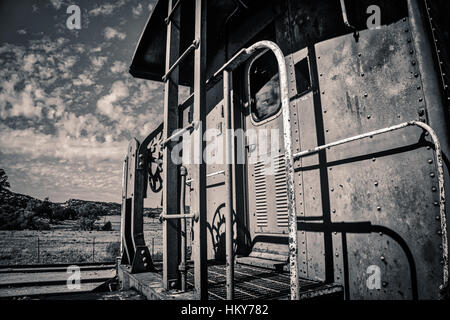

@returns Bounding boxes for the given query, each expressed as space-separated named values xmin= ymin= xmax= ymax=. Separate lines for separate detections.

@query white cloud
xmin=23 ymin=54 xmax=39 ymax=72
xmin=0 ymin=75 xmax=46 ymax=119
xmin=96 ymin=81 xmax=129 ymax=120
xmin=111 ymin=61 xmax=127 ymax=73
xmin=103 ymin=27 xmax=126 ymax=40
xmin=73 ymin=73 xmax=94 ymax=86
xmin=57 ymin=55 xmax=78 ymax=73
xmin=132 ymin=3 xmax=144 ymax=17
xmin=0 ymin=123 xmax=126 ymax=162
xmin=129 ymin=81 xmax=160 ymax=106
xmin=50 ymin=0 xmax=63 ymax=10
xmin=89 ymin=0 xmax=127 ymax=16
xmin=90 ymin=56 xmax=108 ymax=69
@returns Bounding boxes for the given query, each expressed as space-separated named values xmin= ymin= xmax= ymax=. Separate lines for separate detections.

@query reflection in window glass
xmin=249 ymin=52 xmax=281 ymax=122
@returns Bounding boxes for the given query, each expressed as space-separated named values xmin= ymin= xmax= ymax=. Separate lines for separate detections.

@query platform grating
xmin=186 ymin=262 xmax=337 ymax=300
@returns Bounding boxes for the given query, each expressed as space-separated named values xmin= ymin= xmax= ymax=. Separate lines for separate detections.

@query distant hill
xmin=0 ymin=189 xmax=41 ymax=209
xmin=0 ymin=189 xmax=162 ymax=217
xmin=61 ymin=198 xmax=121 ymax=216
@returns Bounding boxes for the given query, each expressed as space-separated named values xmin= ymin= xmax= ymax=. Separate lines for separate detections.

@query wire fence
xmin=0 ymin=233 xmax=163 ymax=266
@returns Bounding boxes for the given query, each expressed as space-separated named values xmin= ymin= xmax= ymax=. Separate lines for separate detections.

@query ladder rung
xmin=160 ymin=121 xmax=200 ymax=148
xmin=179 ymin=92 xmax=194 ymax=110
xmin=164 ymin=0 xmax=183 ymax=25
xmin=162 ymin=39 xmax=199 ymax=82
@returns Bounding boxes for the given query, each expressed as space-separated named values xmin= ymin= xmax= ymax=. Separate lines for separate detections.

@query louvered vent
xmin=254 ymin=161 xmax=268 ymax=228
xmin=274 ymin=155 xmax=289 ymax=227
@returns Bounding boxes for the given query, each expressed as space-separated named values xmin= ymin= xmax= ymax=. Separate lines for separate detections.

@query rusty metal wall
xmin=291 ymin=15 xmax=445 ymax=299
xmin=278 ymin=0 xmax=449 ymax=299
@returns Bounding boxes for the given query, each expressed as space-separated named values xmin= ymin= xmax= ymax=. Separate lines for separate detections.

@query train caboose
xmin=119 ymin=0 xmax=450 ymax=300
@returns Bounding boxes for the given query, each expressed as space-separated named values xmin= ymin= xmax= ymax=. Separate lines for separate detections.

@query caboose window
xmin=248 ymin=51 xmax=281 ymax=123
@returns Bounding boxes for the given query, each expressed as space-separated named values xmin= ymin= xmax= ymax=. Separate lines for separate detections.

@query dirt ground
xmin=0 ymin=216 xmax=163 ymax=265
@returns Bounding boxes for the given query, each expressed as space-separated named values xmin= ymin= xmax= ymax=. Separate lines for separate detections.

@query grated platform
xmin=186 ymin=263 xmax=343 ymax=300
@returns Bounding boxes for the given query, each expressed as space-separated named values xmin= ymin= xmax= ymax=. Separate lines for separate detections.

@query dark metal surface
xmin=313 ymin=18 xmax=445 ymax=299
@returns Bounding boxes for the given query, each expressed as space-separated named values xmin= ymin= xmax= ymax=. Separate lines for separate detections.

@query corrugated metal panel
xmin=254 ymin=161 xmax=268 ymax=228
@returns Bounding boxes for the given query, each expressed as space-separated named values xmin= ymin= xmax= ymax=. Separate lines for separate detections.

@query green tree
xmin=0 ymin=169 xmax=11 ymax=191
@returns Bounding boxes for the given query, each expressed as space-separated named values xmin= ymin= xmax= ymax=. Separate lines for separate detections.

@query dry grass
xmin=0 ymin=216 xmax=163 ymax=265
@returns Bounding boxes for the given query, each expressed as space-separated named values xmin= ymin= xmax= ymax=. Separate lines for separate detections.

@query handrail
xmin=293 ymin=120 xmax=448 ymax=291
xmin=236 ymin=40 xmax=299 ymax=300
xmin=164 ymin=0 xmax=183 ymax=24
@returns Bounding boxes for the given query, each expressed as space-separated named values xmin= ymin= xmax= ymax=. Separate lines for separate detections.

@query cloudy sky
xmin=0 ymin=0 xmax=166 ymax=204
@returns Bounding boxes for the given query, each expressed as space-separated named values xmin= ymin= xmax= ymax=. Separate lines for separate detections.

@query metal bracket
xmin=159 ymin=212 xmax=199 ymax=222
xmin=131 ymin=246 xmax=155 ymax=273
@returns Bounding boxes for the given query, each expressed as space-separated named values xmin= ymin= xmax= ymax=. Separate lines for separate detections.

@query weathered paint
xmin=125 ymin=0 xmax=450 ymax=300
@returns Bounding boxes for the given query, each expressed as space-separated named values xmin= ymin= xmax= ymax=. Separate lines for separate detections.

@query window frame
xmin=244 ymin=50 xmax=284 ymax=126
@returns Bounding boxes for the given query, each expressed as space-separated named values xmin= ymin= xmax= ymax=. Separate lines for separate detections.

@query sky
xmin=0 ymin=0 xmax=166 ymax=205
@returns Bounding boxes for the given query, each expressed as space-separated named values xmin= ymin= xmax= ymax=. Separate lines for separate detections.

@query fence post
xmin=92 ymin=237 xmax=95 ymax=262
xmin=37 ymin=236 xmax=40 ymax=263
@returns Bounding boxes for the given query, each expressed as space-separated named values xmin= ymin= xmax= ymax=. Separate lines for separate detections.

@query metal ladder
xmin=159 ymin=0 xmax=209 ymax=300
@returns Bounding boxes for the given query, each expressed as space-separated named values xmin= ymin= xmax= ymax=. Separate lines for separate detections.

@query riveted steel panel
xmin=294 ymin=90 xmax=327 ymax=282
xmin=314 ymin=19 xmax=443 ymax=299
xmin=205 ymin=97 xmax=232 ymax=261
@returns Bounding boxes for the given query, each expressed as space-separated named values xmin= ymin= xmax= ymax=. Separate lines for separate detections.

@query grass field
xmin=0 ymin=216 xmax=163 ymax=266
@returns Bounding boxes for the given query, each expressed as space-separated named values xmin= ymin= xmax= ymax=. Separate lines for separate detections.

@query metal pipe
xmin=192 ymin=0 xmax=208 ymax=300
xmin=339 ymin=0 xmax=351 ymax=29
xmin=339 ymin=0 xmax=358 ymax=40
xmin=160 ymin=213 xmax=197 ymax=221
xmin=224 ymin=70 xmax=234 ymax=300
xmin=243 ymin=41 xmax=299 ymax=300
xmin=164 ymin=0 xmax=183 ymax=25
xmin=162 ymin=39 xmax=199 ymax=82
xmin=186 ymin=170 xmax=225 ymax=184
xmin=179 ymin=166 xmax=187 ymax=292
xmin=293 ymin=120 xmax=448 ymax=289
xmin=160 ymin=121 xmax=200 ymax=148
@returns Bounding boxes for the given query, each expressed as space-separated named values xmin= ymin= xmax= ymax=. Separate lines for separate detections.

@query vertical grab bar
xmin=244 ymin=41 xmax=299 ymax=300
xmin=224 ymin=70 xmax=234 ymax=300
xmin=179 ymin=166 xmax=188 ymax=292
